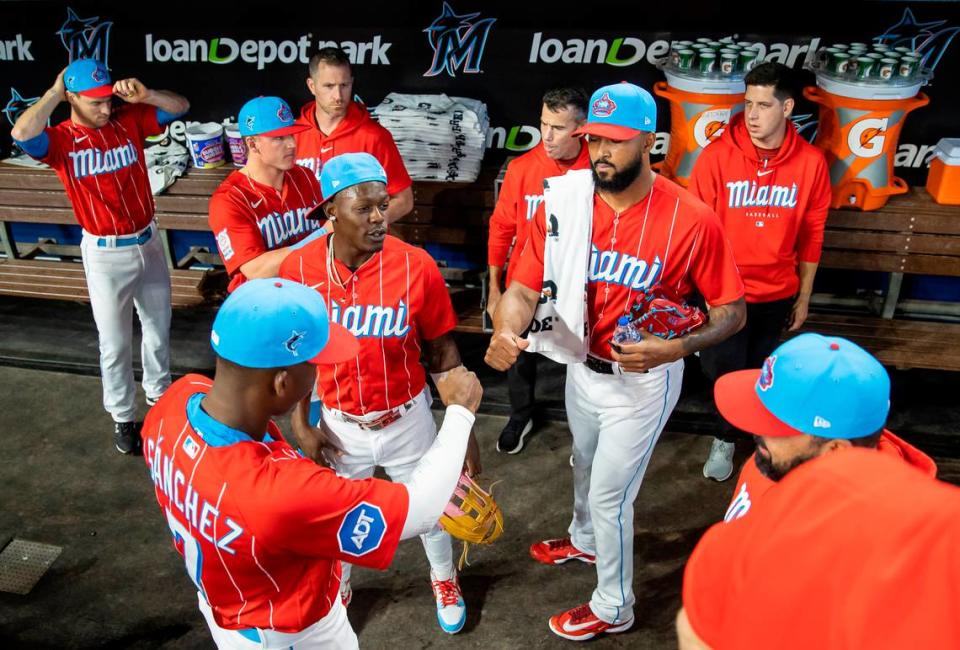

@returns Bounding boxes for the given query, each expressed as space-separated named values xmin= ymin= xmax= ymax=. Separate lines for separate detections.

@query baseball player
xmin=487 ymin=86 xmax=590 ymax=455
xmin=208 ymin=96 xmax=325 ymax=293
xmin=486 ymin=82 xmax=746 ymax=641
xmin=688 ymin=62 xmax=832 ymax=482
xmin=278 ymin=152 xmax=479 ymax=634
xmin=11 ymin=58 xmax=188 ymax=454
xmin=679 ymin=335 xmax=960 ymax=649
xmin=294 ymin=47 xmax=412 ymax=223
xmin=142 ymin=278 xmax=483 ymax=649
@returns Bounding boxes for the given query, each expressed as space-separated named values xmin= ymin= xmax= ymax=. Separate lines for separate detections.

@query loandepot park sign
xmin=145 ymin=33 xmax=391 ymax=69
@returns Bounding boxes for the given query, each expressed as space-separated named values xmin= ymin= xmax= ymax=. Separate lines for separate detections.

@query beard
xmin=753 ymin=436 xmax=824 ymax=482
xmin=591 ymin=152 xmax=644 ymax=193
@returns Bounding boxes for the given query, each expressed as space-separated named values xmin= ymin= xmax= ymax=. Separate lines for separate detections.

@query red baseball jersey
xmin=39 ymin=104 xmax=161 ymax=236
xmin=512 ymin=173 xmax=744 ymax=361
xmin=684 ymin=449 xmax=960 ymax=650
xmin=488 ymin=141 xmax=591 ymax=287
xmin=724 ymin=429 xmax=937 ymax=522
xmin=142 ymin=374 xmax=409 ymax=633
xmin=294 ymin=101 xmax=412 ymax=196
xmin=208 ymin=166 xmax=324 ymax=293
xmin=688 ymin=113 xmax=832 ymax=302
xmin=279 ymin=234 xmax=457 ymax=415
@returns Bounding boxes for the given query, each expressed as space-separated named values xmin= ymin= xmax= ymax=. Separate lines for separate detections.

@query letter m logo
xmin=423 ymin=2 xmax=496 ymax=77
xmin=57 ymin=8 xmax=113 ymax=67
xmin=337 ymin=502 xmax=388 ymax=557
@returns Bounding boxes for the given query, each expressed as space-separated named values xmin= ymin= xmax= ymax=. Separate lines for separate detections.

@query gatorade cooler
xmin=654 ymin=71 xmax=744 ymax=187
xmin=926 ymin=138 xmax=960 ymax=205
xmin=804 ymin=72 xmax=929 ymax=211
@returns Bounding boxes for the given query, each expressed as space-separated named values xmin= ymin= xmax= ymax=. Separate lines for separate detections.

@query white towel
xmin=525 ymin=168 xmax=593 ymax=364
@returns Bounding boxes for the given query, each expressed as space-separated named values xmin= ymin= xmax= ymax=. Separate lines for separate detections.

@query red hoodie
xmin=689 ymin=113 xmax=831 ymax=303
xmin=294 ymin=101 xmax=412 ymax=197
xmin=723 ymin=429 xmax=938 ymax=522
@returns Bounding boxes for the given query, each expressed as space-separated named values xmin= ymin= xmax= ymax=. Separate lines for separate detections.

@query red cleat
xmin=529 ymin=537 xmax=596 ymax=565
xmin=548 ymin=603 xmax=633 ymax=641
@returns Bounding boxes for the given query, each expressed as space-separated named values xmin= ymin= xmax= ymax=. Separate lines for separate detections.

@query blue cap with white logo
xmin=210 ymin=278 xmax=357 ymax=368
xmin=573 ymin=82 xmax=657 ymax=141
xmin=714 ymin=333 xmax=890 ymax=439
xmin=64 ymin=58 xmax=113 ymax=98
xmin=320 ymin=152 xmax=388 ymax=202
xmin=238 ymin=96 xmax=310 ymax=138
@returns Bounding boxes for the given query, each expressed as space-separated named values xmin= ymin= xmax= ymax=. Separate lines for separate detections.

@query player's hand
xmin=485 ymin=330 xmax=529 ymax=371
xmin=436 ymin=365 xmax=483 ymax=413
xmin=50 ymin=67 xmax=67 ymax=102
xmin=113 ymin=78 xmax=150 ymax=103
xmin=786 ymin=293 xmax=810 ymax=332
xmin=291 ymin=396 xmax=343 ymax=468
xmin=610 ymin=329 xmax=683 ymax=373
xmin=485 ymin=287 xmax=502 ymax=322
xmin=464 ymin=430 xmax=482 ymax=477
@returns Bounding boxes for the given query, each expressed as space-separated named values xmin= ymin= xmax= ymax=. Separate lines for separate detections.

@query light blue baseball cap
xmin=238 ymin=96 xmax=310 ymax=138
xmin=715 ymin=333 xmax=890 ymax=439
xmin=573 ymin=82 xmax=657 ymax=140
xmin=320 ymin=152 xmax=388 ymax=202
xmin=211 ymin=278 xmax=357 ymax=368
xmin=64 ymin=58 xmax=113 ymax=97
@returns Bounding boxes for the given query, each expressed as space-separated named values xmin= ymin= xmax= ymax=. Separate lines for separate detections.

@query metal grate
xmin=0 ymin=539 xmax=62 ymax=595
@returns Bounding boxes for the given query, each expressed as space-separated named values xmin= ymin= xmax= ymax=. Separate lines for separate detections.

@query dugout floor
xmin=1 ymin=296 xmax=959 ymax=648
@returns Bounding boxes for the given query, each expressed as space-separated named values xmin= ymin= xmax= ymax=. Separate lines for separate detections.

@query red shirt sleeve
xmin=208 ymin=191 xmax=267 ymax=276
xmin=508 ymin=208 xmax=547 ymax=293
xmin=796 ymin=157 xmax=831 ymax=263
xmin=683 ymin=520 xmax=741 ymax=648
xmin=117 ymin=103 xmax=164 ymax=141
xmin=487 ymin=163 xmax=520 ymax=269
xmin=372 ymin=127 xmax=412 ymax=196
xmin=417 ymin=255 xmax=458 ymax=340
xmin=687 ymin=146 xmax=720 ymax=211
xmin=688 ymin=210 xmax=745 ymax=306
xmin=39 ymin=125 xmax=67 ymax=168
xmin=256 ymin=461 xmax=410 ymax=570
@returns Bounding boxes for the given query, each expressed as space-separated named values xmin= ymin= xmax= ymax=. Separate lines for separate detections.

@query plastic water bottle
xmin=612 ymin=316 xmax=642 ymax=344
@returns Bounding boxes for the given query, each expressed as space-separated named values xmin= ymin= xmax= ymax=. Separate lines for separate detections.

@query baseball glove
xmin=439 ymin=473 xmax=504 ymax=569
xmin=628 ymin=286 xmax=707 ymax=340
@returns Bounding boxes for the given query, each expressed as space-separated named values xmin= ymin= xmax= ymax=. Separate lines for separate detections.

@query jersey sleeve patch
xmin=337 ymin=502 xmax=387 ymax=557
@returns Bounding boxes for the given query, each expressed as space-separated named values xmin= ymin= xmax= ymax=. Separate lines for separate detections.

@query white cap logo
xmin=813 ymin=416 xmax=832 ymax=429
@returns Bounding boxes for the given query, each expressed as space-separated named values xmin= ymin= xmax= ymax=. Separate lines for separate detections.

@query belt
xmin=332 ymin=398 xmax=417 ymax=431
xmin=96 ymin=226 xmax=153 ymax=248
xmin=584 ymin=356 xmax=615 ymax=375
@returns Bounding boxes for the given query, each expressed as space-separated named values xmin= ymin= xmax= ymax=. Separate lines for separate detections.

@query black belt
xmin=584 ymin=356 xmax=614 ymax=374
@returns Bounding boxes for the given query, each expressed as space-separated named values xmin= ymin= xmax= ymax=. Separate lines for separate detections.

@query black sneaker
xmin=114 ymin=421 xmax=142 ymax=455
xmin=496 ymin=418 xmax=533 ymax=455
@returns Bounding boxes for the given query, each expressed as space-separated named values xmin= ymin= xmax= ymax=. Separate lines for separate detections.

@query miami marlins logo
xmin=57 ymin=7 xmax=113 ymax=66
xmin=875 ymin=8 xmax=959 ymax=72
xmin=285 ymin=330 xmax=306 ymax=356
xmin=276 ymin=103 xmax=293 ymax=123
xmin=423 ymin=2 xmax=497 ymax=77
xmin=245 ymin=114 xmax=256 ymax=132
xmin=91 ymin=66 xmax=107 ymax=83
xmin=591 ymin=92 xmax=617 ymax=118
xmin=3 ymin=88 xmax=41 ymax=127
xmin=758 ymin=355 xmax=776 ymax=392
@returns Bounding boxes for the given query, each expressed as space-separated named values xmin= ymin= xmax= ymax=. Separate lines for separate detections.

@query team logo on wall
xmin=875 ymin=8 xmax=959 ymax=72
xmin=423 ymin=2 xmax=496 ymax=77
xmin=3 ymin=88 xmax=40 ymax=127
xmin=57 ymin=7 xmax=113 ymax=66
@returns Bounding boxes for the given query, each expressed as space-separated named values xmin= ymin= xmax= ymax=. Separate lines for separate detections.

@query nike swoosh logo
xmin=563 ymin=619 xmax=600 ymax=632
xmin=74 ymin=135 xmax=88 ymax=143
xmin=251 ymin=198 xmax=264 ymax=208
xmin=757 ymin=169 xmax=774 ymax=177
xmin=309 ymin=282 xmax=325 ymax=289
xmin=321 ymin=147 xmax=333 ymax=154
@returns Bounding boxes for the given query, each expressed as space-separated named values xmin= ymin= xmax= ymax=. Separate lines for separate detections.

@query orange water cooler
xmin=804 ymin=72 xmax=930 ymax=211
xmin=654 ymin=71 xmax=744 ymax=187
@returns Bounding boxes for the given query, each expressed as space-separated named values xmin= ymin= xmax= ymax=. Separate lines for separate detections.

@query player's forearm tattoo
xmin=678 ymin=299 xmax=746 ymax=355
xmin=424 ymin=333 xmax=462 ymax=373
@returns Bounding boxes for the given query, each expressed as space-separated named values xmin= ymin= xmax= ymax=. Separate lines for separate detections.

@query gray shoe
xmin=703 ymin=438 xmax=735 ymax=481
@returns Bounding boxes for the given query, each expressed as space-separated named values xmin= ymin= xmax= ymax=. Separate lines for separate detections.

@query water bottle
xmin=612 ymin=315 xmax=642 ymax=344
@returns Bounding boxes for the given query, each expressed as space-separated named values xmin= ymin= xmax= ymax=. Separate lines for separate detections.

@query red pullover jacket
xmin=689 ymin=113 xmax=831 ymax=303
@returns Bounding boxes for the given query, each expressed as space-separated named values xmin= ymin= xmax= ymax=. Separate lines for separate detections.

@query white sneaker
xmin=703 ymin=438 xmax=735 ymax=482
xmin=430 ymin=571 xmax=466 ymax=634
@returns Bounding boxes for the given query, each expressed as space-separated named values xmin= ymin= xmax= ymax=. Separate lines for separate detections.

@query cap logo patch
xmin=758 ymin=355 xmax=776 ymax=391
xmin=813 ymin=416 xmax=832 ymax=429
xmin=276 ymin=103 xmax=293 ymax=123
xmin=285 ymin=330 xmax=305 ymax=356
xmin=91 ymin=67 xmax=107 ymax=83
xmin=245 ymin=115 xmax=256 ymax=131
xmin=210 ymin=330 xmax=220 ymax=346
xmin=66 ymin=74 xmax=76 ymax=86
xmin=592 ymin=92 xmax=617 ymax=118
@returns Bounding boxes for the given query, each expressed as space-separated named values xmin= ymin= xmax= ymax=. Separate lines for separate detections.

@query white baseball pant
xmin=318 ymin=387 xmax=456 ymax=586
xmin=565 ymin=358 xmax=683 ymax=625
xmin=198 ymin=591 xmax=358 ymax=650
xmin=80 ymin=223 xmax=172 ymax=423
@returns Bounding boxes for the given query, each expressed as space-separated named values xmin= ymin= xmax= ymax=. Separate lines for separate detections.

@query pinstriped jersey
xmin=142 ymin=374 xmax=408 ymax=633
xmin=208 ymin=167 xmax=325 ymax=293
xmin=279 ymin=234 xmax=457 ymax=415
xmin=41 ymin=104 xmax=161 ymax=236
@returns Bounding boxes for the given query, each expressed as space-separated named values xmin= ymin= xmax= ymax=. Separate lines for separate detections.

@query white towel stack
xmin=372 ymin=93 xmax=489 ymax=183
